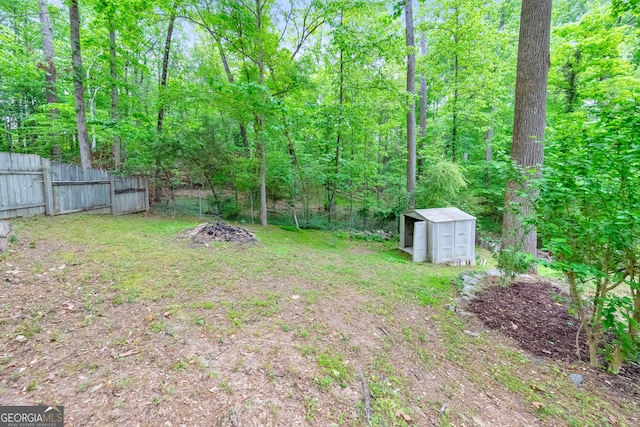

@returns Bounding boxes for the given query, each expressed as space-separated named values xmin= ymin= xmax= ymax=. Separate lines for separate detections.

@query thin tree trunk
xmin=216 ymin=36 xmax=250 ymax=155
xmin=418 ymin=32 xmax=427 ymax=173
xmin=69 ymin=0 xmax=91 ymax=169
xmin=157 ymin=14 xmax=175 ymax=134
xmin=486 ymin=9 xmax=505 ymax=163
xmin=485 ymin=114 xmax=494 ymax=162
xmin=451 ymin=52 xmax=458 ymax=162
xmin=110 ymin=24 xmax=121 ymax=169
xmin=155 ymin=13 xmax=175 ymax=202
xmin=501 ymin=0 xmax=552 ymax=271
xmin=329 ymin=16 xmax=344 ymax=223
xmin=255 ymin=0 xmax=268 ymax=226
xmin=38 ymin=0 xmax=61 ymax=160
xmin=405 ymin=0 xmax=416 ymax=203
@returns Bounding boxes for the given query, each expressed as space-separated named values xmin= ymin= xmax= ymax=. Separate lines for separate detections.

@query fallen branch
xmin=377 ymin=326 xmax=395 ymax=346
xmin=361 ymin=374 xmax=372 ymax=425
xmin=115 ymin=349 xmax=139 ymax=359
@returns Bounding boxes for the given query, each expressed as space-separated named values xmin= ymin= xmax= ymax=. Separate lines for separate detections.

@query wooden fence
xmin=0 ymin=152 xmax=148 ymax=220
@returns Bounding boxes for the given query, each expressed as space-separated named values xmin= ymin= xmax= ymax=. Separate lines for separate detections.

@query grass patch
xmin=316 ymin=350 xmax=353 ymax=388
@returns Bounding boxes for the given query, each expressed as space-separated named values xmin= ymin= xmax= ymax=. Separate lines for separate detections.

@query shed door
xmin=436 ymin=222 xmax=455 ymax=262
xmin=413 ymin=221 xmax=427 ymax=262
xmin=454 ymin=221 xmax=471 ymax=259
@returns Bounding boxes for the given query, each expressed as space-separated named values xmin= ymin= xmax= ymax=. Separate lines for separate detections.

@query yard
xmin=0 ymin=214 xmax=637 ymax=426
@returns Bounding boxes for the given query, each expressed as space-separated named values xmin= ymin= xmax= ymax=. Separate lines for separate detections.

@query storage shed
xmin=399 ymin=207 xmax=476 ymax=264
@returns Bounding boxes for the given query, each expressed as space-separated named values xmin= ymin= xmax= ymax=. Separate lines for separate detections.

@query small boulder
xmin=484 ymin=269 xmax=503 ymax=277
xmin=0 ymin=222 xmax=11 ymax=238
xmin=0 ymin=221 xmax=11 ymax=253
xmin=569 ymin=373 xmax=583 ymax=386
xmin=462 ymin=285 xmax=477 ymax=297
xmin=461 ymin=275 xmax=480 ymax=286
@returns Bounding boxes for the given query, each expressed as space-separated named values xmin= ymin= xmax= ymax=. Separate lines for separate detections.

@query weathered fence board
xmin=0 ymin=152 xmax=148 ymax=219
xmin=114 ymin=176 xmax=148 ymax=215
xmin=0 ymin=153 xmax=46 ymax=218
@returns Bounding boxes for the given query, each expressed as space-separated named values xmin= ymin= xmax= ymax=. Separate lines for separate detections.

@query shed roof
xmin=409 ymin=207 xmax=476 ymax=223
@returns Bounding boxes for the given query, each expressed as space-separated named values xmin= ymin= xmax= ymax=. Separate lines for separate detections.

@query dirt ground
xmin=1 ymin=221 xmax=638 ymax=426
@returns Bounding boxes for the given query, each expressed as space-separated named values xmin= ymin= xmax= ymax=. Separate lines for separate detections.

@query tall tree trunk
xmin=157 ymin=14 xmax=175 ymax=134
xmin=418 ymin=32 xmax=427 ymax=173
xmin=69 ymin=0 xmax=92 ymax=169
xmin=486 ymin=8 xmax=505 ymax=163
xmin=405 ymin=0 xmax=416 ymax=205
xmin=331 ymin=45 xmax=344 ymax=222
xmin=255 ymin=0 xmax=268 ymax=226
xmin=485 ymin=109 xmax=494 ymax=162
xmin=110 ymin=24 xmax=121 ymax=169
xmin=216 ymin=37 xmax=250 ymax=155
xmin=38 ymin=0 xmax=61 ymax=160
xmin=451 ymin=52 xmax=458 ymax=162
xmin=501 ymin=0 xmax=552 ymax=271
xmin=154 ymin=13 xmax=175 ymax=202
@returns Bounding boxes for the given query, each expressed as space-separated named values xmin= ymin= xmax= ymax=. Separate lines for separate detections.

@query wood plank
xmin=52 ymin=180 xmax=111 ymax=186
xmin=0 ymin=203 xmax=46 ymax=212
xmin=0 ymin=170 xmax=43 ymax=175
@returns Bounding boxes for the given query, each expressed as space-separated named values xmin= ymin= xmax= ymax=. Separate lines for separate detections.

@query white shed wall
xmin=399 ymin=208 xmax=476 ymax=264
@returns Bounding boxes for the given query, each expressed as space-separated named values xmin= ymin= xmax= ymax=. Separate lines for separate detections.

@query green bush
xmin=415 ymin=160 xmax=466 ymax=208
xmin=221 ymin=198 xmax=242 ymax=220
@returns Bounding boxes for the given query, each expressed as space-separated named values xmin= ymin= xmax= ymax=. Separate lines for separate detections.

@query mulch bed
xmin=469 ymin=280 xmax=588 ymax=362
xmin=468 ymin=280 xmax=640 ymax=400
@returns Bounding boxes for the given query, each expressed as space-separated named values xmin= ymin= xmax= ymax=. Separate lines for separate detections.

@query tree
xmin=69 ymin=0 xmax=92 ymax=168
xmin=37 ymin=0 xmax=60 ymax=159
xmin=420 ymin=0 xmax=505 ymax=163
xmin=539 ymin=77 xmax=640 ymax=370
xmin=405 ymin=0 xmax=416 ymax=204
xmin=418 ymin=30 xmax=427 ymax=172
xmin=539 ymin=3 xmax=640 ymax=371
xmin=501 ymin=0 xmax=552 ymax=268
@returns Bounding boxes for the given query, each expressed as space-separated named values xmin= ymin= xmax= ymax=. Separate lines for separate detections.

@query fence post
xmin=144 ymin=178 xmax=150 ymax=213
xmin=110 ymin=175 xmax=116 ymax=215
xmin=42 ymin=166 xmax=54 ymax=216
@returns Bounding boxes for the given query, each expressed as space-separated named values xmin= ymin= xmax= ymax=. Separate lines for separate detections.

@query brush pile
xmin=187 ymin=221 xmax=257 ymax=244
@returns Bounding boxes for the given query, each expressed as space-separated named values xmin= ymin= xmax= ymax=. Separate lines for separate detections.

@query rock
xmin=569 ymin=373 xmax=583 ymax=385
xmin=90 ymin=383 xmax=103 ymax=393
xmin=462 ymin=285 xmax=477 ymax=296
xmin=461 ymin=275 xmax=480 ymax=286
xmin=531 ymin=357 xmax=544 ymax=366
xmin=484 ymin=269 xmax=503 ymax=277
xmin=463 ymin=330 xmax=480 ymax=337
xmin=15 ymin=335 xmax=27 ymax=343
xmin=454 ymin=296 xmax=471 ymax=305
xmin=0 ymin=222 xmax=10 ymax=238
xmin=0 ymin=222 xmax=10 ymax=253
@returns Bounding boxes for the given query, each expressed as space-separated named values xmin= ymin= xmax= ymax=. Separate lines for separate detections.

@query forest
xmin=1 ymin=0 xmax=640 ymax=372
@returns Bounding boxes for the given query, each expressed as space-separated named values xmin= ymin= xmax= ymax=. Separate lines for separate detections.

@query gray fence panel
xmin=0 ymin=152 xmax=148 ymax=219
xmin=114 ymin=176 xmax=147 ymax=215
xmin=51 ymin=163 xmax=111 ymax=214
xmin=0 ymin=153 xmax=46 ymax=219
